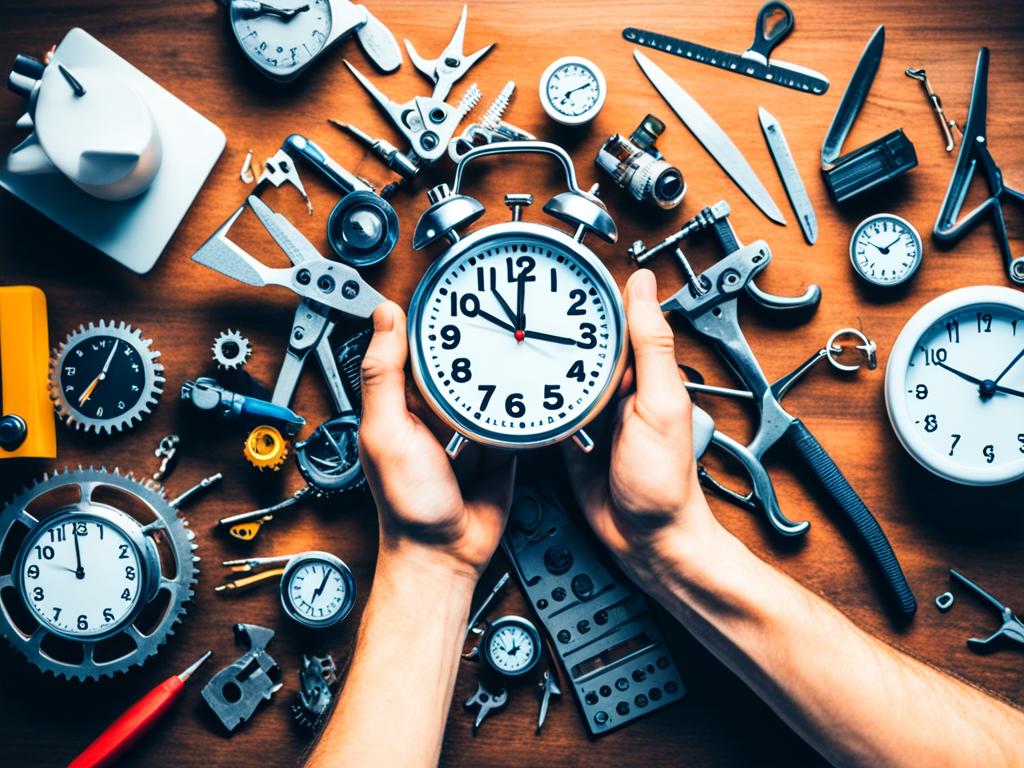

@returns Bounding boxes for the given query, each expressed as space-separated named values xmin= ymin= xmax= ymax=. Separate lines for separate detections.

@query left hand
xmin=358 ymin=300 xmax=517 ymax=580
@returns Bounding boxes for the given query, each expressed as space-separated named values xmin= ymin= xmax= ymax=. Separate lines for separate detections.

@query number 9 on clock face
xmin=408 ymin=223 xmax=627 ymax=451
xmin=885 ymin=286 xmax=1024 ymax=486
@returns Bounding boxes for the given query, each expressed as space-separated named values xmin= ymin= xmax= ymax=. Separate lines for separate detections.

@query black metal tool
xmin=502 ymin=487 xmax=685 ymax=736
xmin=653 ymin=202 xmax=916 ymax=618
xmin=820 ymin=26 xmax=917 ymax=203
xmin=949 ymin=569 xmax=1024 ymax=652
xmin=934 ymin=48 xmax=1024 ymax=286
xmin=624 ymin=1 xmax=829 ymax=95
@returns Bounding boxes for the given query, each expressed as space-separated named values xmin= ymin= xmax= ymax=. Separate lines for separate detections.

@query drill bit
xmin=481 ymin=80 xmax=515 ymax=130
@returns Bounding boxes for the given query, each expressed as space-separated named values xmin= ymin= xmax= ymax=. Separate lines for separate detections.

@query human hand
xmin=358 ymin=301 xmax=517 ymax=580
xmin=564 ymin=270 xmax=722 ymax=571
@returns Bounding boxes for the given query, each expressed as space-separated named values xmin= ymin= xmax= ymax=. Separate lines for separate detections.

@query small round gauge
xmin=16 ymin=509 xmax=151 ymax=640
xmin=50 ymin=320 xmax=164 ymax=435
xmin=280 ymin=551 xmax=356 ymax=629
xmin=481 ymin=616 xmax=541 ymax=678
xmin=885 ymin=285 xmax=1024 ymax=486
xmin=849 ymin=213 xmax=923 ymax=287
xmin=229 ymin=0 xmax=334 ymax=82
xmin=539 ymin=56 xmax=607 ymax=126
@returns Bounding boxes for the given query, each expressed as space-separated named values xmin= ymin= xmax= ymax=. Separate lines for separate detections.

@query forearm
xmin=627 ymin=521 xmax=1024 ymax=767
xmin=306 ymin=548 xmax=475 ymax=768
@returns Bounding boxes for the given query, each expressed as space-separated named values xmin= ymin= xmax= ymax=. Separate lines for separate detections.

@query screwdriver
xmin=68 ymin=651 xmax=213 ymax=768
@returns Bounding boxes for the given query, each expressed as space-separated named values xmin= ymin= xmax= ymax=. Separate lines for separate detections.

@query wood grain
xmin=0 ymin=1 xmax=1022 ymax=766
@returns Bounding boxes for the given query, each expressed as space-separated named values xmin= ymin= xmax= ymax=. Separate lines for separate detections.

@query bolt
xmin=544 ymin=544 xmax=573 ymax=575
xmin=0 ymin=414 xmax=27 ymax=450
xmin=594 ymin=711 xmax=609 ymax=725
xmin=342 ymin=281 xmax=359 ymax=300
xmin=318 ymin=275 xmax=336 ymax=293
xmin=296 ymin=268 xmax=312 ymax=285
xmin=293 ymin=327 xmax=305 ymax=341
xmin=421 ymin=132 xmax=440 ymax=151
xmin=551 ymin=586 xmax=566 ymax=602
xmin=556 ymin=629 xmax=571 ymax=644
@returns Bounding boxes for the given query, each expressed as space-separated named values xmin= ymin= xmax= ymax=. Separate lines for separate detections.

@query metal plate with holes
xmin=502 ymin=486 xmax=684 ymax=735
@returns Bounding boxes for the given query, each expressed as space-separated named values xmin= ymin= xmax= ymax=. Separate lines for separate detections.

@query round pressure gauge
xmin=885 ymin=285 xmax=1024 ymax=486
xmin=849 ymin=213 xmax=923 ymax=287
xmin=480 ymin=616 xmax=542 ymax=678
xmin=280 ymin=551 xmax=356 ymax=629
xmin=539 ymin=56 xmax=607 ymax=126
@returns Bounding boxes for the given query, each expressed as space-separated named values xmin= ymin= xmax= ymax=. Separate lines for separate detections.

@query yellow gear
xmin=243 ymin=425 xmax=288 ymax=471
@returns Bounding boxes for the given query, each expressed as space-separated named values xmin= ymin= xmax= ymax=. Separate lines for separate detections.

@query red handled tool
xmin=68 ymin=651 xmax=213 ymax=768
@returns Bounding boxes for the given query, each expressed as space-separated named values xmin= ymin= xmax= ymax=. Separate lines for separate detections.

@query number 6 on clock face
xmin=408 ymin=222 xmax=627 ymax=454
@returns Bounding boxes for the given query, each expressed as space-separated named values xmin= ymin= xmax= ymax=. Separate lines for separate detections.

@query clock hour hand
xmin=232 ymin=0 xmax=309 ymax=20
xmin=312 ymin=569 xmax=331 ymax=600
xmin=490 ymin=287 xmax=518 ymax=327
xmin=474 ymin=308 xmax=516 ymax=334
xmin=936 ymin=361 xmax=1024 ymax=398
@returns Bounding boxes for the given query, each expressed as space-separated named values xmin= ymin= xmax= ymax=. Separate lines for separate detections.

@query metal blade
xmin=354 ymin=9 xmax=402 ymax=73
xmin=403 ymin=38 xmax=434 ymax=81
xmin=248 ymin=195 xmax=317 ymax=267
xmin=192 ymin=206 xmax=272 ymax=287
xmin=633 ymin=50 xmax=785 ymax=225
xmin=624 ymin=28 xmax=828 ymax=95
xmin=446 ymin=4 xmax=470 ymax=60
xmin=821 ymin=26 xmax=885 ymax=166
xmin=344 ymin=59 xmax=404 ymax=124
xmin=758 ymin=108 xmax=817 ymax=243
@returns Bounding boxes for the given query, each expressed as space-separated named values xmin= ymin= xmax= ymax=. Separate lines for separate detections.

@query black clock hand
xmin=867 ymin=240 xmax=889 ymax=255
xmin=252 ymin=2 xmax=310 ymax=19
xmin=72 ymin=526 xmax=84 ymax=580
xmin=936 ymin=361 xmax=1024 ymax=398
xmin=491 ymin=287 xmax=518 ymax=327
xmin=312 ymin=569 xmax=331 ymax=600
xmin=992 ymin=346 xmax=1024 ymax=386
xmin=523 ymin=329 xmax=577 ymax=346
xmin=474 ymin=309 xmax=516 ymax=333
xmin=515 ymin=277 xmax=526 ymax=332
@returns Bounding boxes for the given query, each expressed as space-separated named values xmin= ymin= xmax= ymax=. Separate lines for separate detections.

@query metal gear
xmin=211 ymin=329 xmax=252 ymax=371
xmin=295 ymin=414 xmax=364 ymax=493
xmin=0 ymin=467 xmax=198 ymax=681
xmin=49 ymin=320 xmax=164 ymax=435
xmin=244 ymin=425 xmax=289 ymax=471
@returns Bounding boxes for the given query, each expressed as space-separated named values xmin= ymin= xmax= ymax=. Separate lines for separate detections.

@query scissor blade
xmin=192 ymin=206 xmax=272 ymax=287
xmin=634 ymin=50 xmax=785 ymax=225
xmin=446 ymin=4 xmax=470 ymax=59
xmin=344 ymin=59 xmax=404 ymax=123
xmin=758 ymin=108 xmax=817 ymax=244
xmin=248 ymin=195 xmax=316 ymax=267
xmin=821 ymin=26 xmax=884 ymax=165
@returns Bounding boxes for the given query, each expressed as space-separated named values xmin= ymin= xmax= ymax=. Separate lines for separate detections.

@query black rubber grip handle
xmin=784 ymin=419 xmax=917 ymax=617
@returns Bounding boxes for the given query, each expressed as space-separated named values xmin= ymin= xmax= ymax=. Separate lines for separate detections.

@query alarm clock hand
xmin=935 ymin=360 xmax=1024 ymax=398
xmin=312 ymin=568 xmax=331 ymax=601
xmin=991 ymin=346 xmax=1024 ymax=386
xmin=78 ymin=340 xmax=120 ymax=405
xmin=523 ymin=329 xmax=577 ymax=346
xmin=490 ymin=287 xmax=518 ymax=327
xmin=72 ymin=525 xmax=85 ymax=580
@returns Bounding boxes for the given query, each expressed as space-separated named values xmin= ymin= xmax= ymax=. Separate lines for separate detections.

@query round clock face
xmin=885 ymin=286 xmax=1024 ymax=486
xmin=540 ymin=57 xmax=607 ymax=125
xmin=230 ymin=0 xmax=333 ymax=77
xmin=483 ymin=617 xmax=540 ymax=677
xmin=409 ymin=224 xmax=626 ymax=450
xmin=849 ymin=214 xmax=923 ymax=287
xmin=281 ymin=553 xmax=355 ymax=628
xmin=19 ymin=513 xmax=143 ymax=639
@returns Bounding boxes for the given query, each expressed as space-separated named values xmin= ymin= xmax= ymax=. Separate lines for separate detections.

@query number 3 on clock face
xmin=408 ymin=224 xmax=627 ymax=452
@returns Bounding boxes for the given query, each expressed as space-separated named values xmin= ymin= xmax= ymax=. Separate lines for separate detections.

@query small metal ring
xmin=826 ymin=327 xmax=877 ymax=373
xmin=935 ymin=591 xmax=955 ymax=612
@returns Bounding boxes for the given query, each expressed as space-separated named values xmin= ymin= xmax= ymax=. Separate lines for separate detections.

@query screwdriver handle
xmin=68 ymin=676 xmax=184 ymax=768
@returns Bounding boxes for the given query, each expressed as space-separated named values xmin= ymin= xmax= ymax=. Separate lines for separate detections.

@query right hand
xmin=563 ymin=270 xmax=723 ymax=569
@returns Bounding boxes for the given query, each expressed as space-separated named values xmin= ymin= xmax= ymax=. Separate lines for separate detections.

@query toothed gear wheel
xmin=244 ymin=425 xmax=289 ymax=471
xmin=211 ymin=329 xmax=252 ymax=371
xmin=0 ymin=467 xmax=198 ymax=681
xmin=49 ymin=320 xmax=164 ymax=435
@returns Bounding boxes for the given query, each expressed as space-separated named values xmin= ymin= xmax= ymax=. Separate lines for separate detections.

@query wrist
xmin=375 ymin=540 xmax=481 ymax=598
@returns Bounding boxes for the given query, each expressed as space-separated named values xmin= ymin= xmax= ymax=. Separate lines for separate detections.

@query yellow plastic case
xmin=0 ymin=285 xmax=56 ymax=458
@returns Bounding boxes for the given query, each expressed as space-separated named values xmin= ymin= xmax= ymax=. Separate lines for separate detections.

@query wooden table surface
xmin=1 ymin=1 xmax=1022 ymax=765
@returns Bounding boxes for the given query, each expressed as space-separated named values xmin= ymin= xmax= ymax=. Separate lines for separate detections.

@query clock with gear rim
xmin=407 ymin=142 xmax=627 ymax=457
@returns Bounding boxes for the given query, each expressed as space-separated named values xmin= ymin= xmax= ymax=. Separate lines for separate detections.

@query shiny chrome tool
xmin=758 ymin=107 xmax=816 ymax=244
xmin=633 ymin=49 xmax=785 ymax=225
xmin=595 ymin=114 xmax=685 ymax=209
xmin=905 ymin=67 xmax=960 ymax=152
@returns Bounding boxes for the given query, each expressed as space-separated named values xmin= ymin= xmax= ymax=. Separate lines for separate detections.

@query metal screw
xmin=296 ymin=268 xmax=312 ymax=285
xmin=318 ymin=275 xmax=336 ymax=293
xmin=0 ymin=414 xmax=27 ymax=450
xmin=342 ymin=281 xmax=359 ymax=300
xmin=421 ymin=132 xmax=439 ymax=151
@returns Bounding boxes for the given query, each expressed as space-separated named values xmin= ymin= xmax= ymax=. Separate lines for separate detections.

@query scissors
xmin=934 ymin=47 xmax=1024 ymax=285
xmin=405 ymin=4 xmax=494 ymax=102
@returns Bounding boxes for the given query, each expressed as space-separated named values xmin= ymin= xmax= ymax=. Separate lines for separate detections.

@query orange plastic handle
xmin=0 ymin=285 xmax=55 ymax=458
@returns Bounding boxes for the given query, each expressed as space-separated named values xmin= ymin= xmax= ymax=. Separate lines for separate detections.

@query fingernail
xmin=630 ymin=269 xmax=657 ymax=302
xmin=373 ymin=302 xmax=396 ymax=333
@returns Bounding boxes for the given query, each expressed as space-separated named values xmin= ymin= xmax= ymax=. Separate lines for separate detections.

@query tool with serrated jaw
xmin=633 ymin=49 xmax=785 ymax=225
xmin=758 ymin=107 xmax=817 ymax=244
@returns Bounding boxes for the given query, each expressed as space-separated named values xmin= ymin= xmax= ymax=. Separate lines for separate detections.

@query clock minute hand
xmin=78 ymin=340 xmax=120 ymax=405
xmin=992 ymin=346 xmax=1024 ymax=386
xmin=523 ymin=329 xmax=577 ymax=346
xmin=312 ymin=569 xmax=331 ymax=600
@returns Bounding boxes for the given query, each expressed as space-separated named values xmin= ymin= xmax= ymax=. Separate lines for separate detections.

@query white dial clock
xmin=280 ymin=551 xmax=356 ymax=629
xmin=19 ymin=511 xmax=145 ymax=638
xmin=481 ymin=616 xmax=541 ymax=678
xmin=849 ymin=213 xmax=923 ymax=287
xmin=409 ymin=142 xmax=627 ymax=456
xmin=885 ymin=286 xmax=1024 ymax=486
xmin=539 ymin=56 xmax=607 ymax=126
xmin=230 ymin=0 xmax=334 ymax=78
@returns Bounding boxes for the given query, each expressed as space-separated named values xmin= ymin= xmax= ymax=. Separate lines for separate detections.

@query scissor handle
xmin=749 ymin=1 xmax=794 ymax=60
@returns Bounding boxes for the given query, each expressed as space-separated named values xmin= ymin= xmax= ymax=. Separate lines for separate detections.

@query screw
xmin=420 ymin=132 xmax=440 ymax=151
xmin=318 ymin=275 xmax=336 ymax=293
xmin=0 ymin=414 xmax=27 ymax=450
xmin=296 ymin=268 xmax=312 ymax=285
xmin=342 ymin=281 xmax=360 ymax=300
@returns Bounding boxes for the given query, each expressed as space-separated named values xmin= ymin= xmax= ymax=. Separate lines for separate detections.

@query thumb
xmin=625 ymin=270 xmax=689 ymax=424
xmin=360 ymin=301 xmax=411 ymax=436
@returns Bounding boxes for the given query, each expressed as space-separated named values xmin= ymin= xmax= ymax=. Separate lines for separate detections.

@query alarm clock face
xmin=230 ymin=0 xmax=333 ymax=80
xmin=885 ymin=286 xmax=1024 ymax=486
xmin=408 ymin=223 xmax=627 ymax=450
xmin=280 ymin=552 xmax=356 ymax=629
